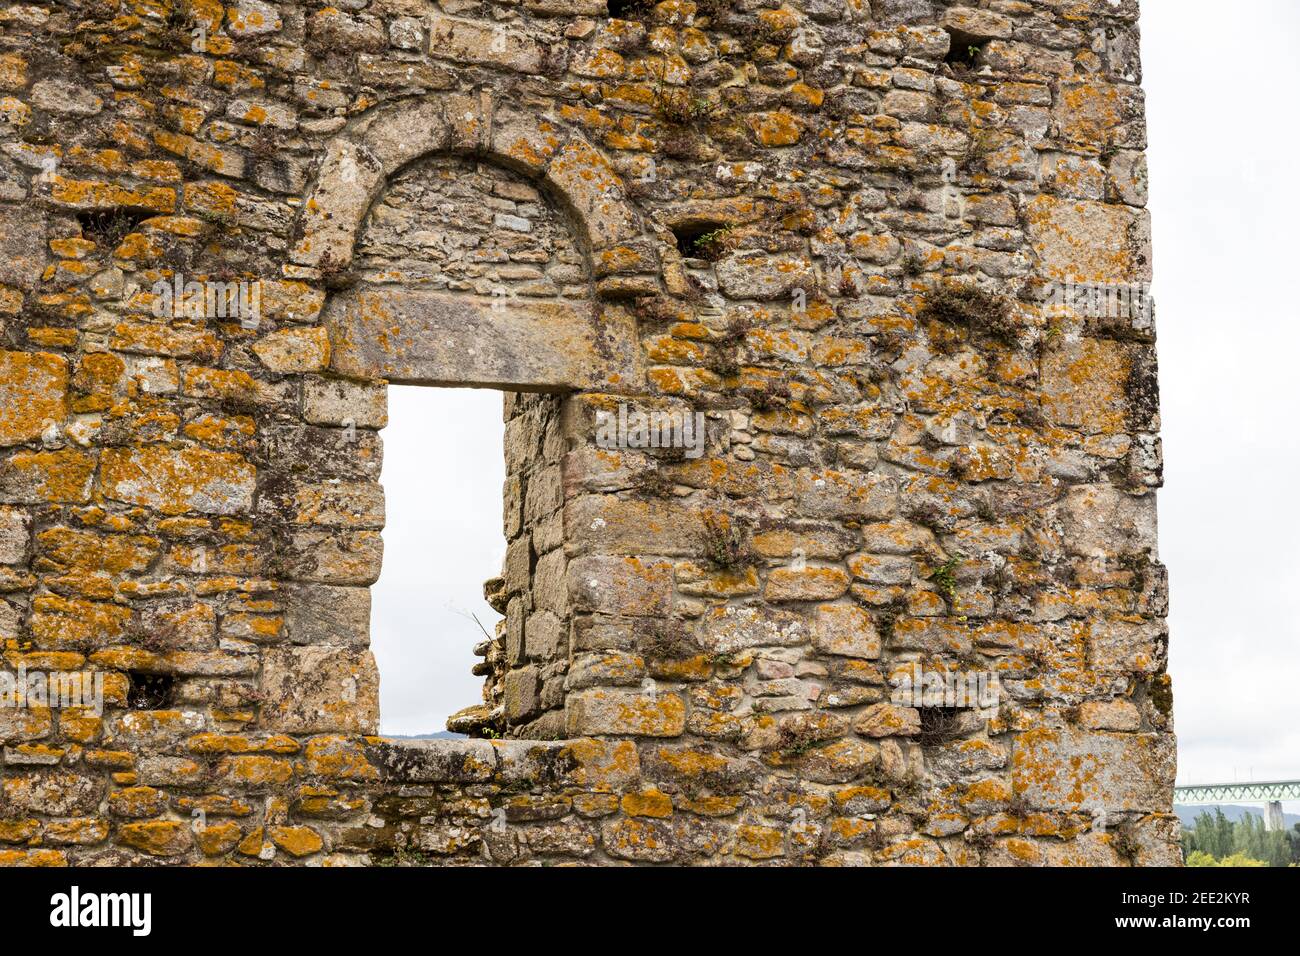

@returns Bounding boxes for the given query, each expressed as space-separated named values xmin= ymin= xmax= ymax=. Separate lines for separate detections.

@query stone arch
xmin=291 ymin=93 xmax=663 ymax=391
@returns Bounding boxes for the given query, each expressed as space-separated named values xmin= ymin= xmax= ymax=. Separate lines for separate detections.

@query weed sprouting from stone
xmin=926 ymin=556 xmax=960 ymax=607
xmin=688 ymin=226 xmax=736 ymax=261
xmin=916 ymin=706 xmax=964 ymax=746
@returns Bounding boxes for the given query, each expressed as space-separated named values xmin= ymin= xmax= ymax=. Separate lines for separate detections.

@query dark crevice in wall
xmin=605 ymin=0 xmax=646 ymax=21
xmin=671 ymin=221 xmax=732 ymax=261
xmin=943 ymin=31 xmax=988 ymax=68
xmin=75 ymin=208 xmax=153 ymax=249
xmin=127 ymin=672 xmax=175 ymax=710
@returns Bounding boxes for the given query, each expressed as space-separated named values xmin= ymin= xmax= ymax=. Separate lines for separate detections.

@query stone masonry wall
xmin=0 ymin=0 xmax=1176 ymax=865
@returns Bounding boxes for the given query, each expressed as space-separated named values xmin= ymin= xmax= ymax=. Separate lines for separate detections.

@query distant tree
xmin=1215 ymin=808 xmax=1234 ymax=857
xmin=1183 ymin=811 xmax=1298 ymax=866
xmin=1233 ymin=812 xmax=1292 ymax=867
xmin=1236 ymin=812 xmax=1265 ymax=860
xmin=1188 ymin=809 xmax=1234 ymax=858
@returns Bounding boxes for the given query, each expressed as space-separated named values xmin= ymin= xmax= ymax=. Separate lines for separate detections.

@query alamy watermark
xmin=890 ymin=662 xmax=1001 ymax=717
xmin=595 ymin=403 xmax=706 ymax=459
xmin=50 ymin=886 xmax=150 ymax=936
xmin=1043 ymin=277 xmax=1152 ymax=327
xmin=0 ymin=667 xmax=105 ymax=716
xmin=152 ymin=274 xmax=261 ymax=329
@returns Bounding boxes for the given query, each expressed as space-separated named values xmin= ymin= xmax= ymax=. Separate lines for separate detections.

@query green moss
xmin=876 ymin=608 xmax=898 ymax=643
xmin=709 ymin=316 xmax=752 ymax=379
xmin=699 ymin=512 xmax=759 ymax=570
xmin=636 ymin=467 xmax=678 ymax=500
xmin=920 ymin=283 xmax=1018 ymax=347
xmin=1148 ymin=674 xmax=1174 ymax=717
xmin=1111 ymin=821 xmax=1141 ymax=864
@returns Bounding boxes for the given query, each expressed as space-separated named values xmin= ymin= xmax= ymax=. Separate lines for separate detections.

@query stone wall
xmin=0 ymin=0 xmax=1177 ymax=866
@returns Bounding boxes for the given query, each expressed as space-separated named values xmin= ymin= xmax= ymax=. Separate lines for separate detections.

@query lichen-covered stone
xmin=259 ymin=646 xmax=379 ymax=734
xmin=100 ymin=446 xmax=256 ymax=515
xmin=0 ymin=351 xmax=66 ymax=446
xmin=566 ymin=689 xmax=686 ymax=737
xmin=1011 ymin=728 xmax=1176 ymax=813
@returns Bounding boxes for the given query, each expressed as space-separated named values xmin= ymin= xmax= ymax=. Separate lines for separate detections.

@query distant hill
xmin=383 ymin=731 xmax=466 ymax=740
xmin=1174 ymin=803 xmax=1300 ymax=829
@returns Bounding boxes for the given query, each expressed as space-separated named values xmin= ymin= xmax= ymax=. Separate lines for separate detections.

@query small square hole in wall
xmin=606 ymin=0 xmax=649 ymax=20
xmin=127 ymin=672 xmax=175 ymax=710
xmin=917 ymin=706 xmax=965 ymax=746
xmin=76 ymin=208 xmax=153 ymax=250
xmin=672 ymin=221 xmax=735 ymax=262
xmin=944 ymin=31 xmax=987 ymax=68
xmin=370 ymin=385 xmax=506 ymax=738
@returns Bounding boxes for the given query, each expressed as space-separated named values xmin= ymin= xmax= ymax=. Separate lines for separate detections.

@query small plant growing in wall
xmin=650 ymin=59 xmax=723 ymax=130
xmin=694 ymin=0 xmax=731 ymax=24
xmin=374 ymin=845 xmax=434 ymax=867
xmin=925 ymin=555 xmax=961 ymax=608
xmin=943 ymin=31 xmax=987 ymax=70
xmin=249 ymin=127 xmax=280 ymax=161
xmin=740 ymin=378 xmax=791 ymax=412
xmin=637 ymin=466 xmax=678 ymax=499
xmin=875 ymin=606 xmax=899 ymax=643
xmin=193 ymin=207 xmax=237 ymax=229
xmin=78 ymin=208 xmax=147 ymax=251
xmin=632 ymin=293 xmax=681 ymax=326
xmin=1006 ymin=791 xmax=1032 ymax=819
xmin=782 ymin=737 xmax=820 ymax=758
xmin=673 ymin=221 xmax=738 ymax=263
xmin=688 ymin=225 xmax=736 ymax=261
xmin=1145 ymin=673 xmax=1174 ymax=719
xmin=315 ymin=250 xmax=355 ymax=289
xmin=127 ymin=672 xmax=175 ymax=710
xmin=655 ymin=88 xmax=723 ymax=128
xmin=1116 ymin=549 xmax=1151 ymax=595
xmin=709 ymin=315 xmax=752 ymax=378
xmin=159 ymin=4 xmax=193 ymax=52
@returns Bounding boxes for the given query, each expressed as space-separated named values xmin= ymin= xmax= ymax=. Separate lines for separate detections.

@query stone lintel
xmin=325 ymin=286 xmax=641 ymax=391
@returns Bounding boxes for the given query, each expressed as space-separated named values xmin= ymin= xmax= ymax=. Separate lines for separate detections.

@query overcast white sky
xmin=372 ymin=1 xmax=1300 ymax=806
xmin=1145 ymin=0 xmax=1300 ymax=803
xmin=370 ymin=385 xmax=504 ymax=736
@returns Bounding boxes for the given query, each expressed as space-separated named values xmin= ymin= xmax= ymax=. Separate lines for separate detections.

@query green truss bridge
xmin=1175 ymin=780 xmax=1300 ymax=831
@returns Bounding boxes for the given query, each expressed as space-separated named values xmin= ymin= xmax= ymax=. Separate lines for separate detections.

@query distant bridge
xmin=1175 ymin=780 xmax=1300 ymax=831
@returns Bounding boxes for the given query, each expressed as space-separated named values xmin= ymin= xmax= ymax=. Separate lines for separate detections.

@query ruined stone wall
xmin=0 ymin=0 xmax=1177 ymax=866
